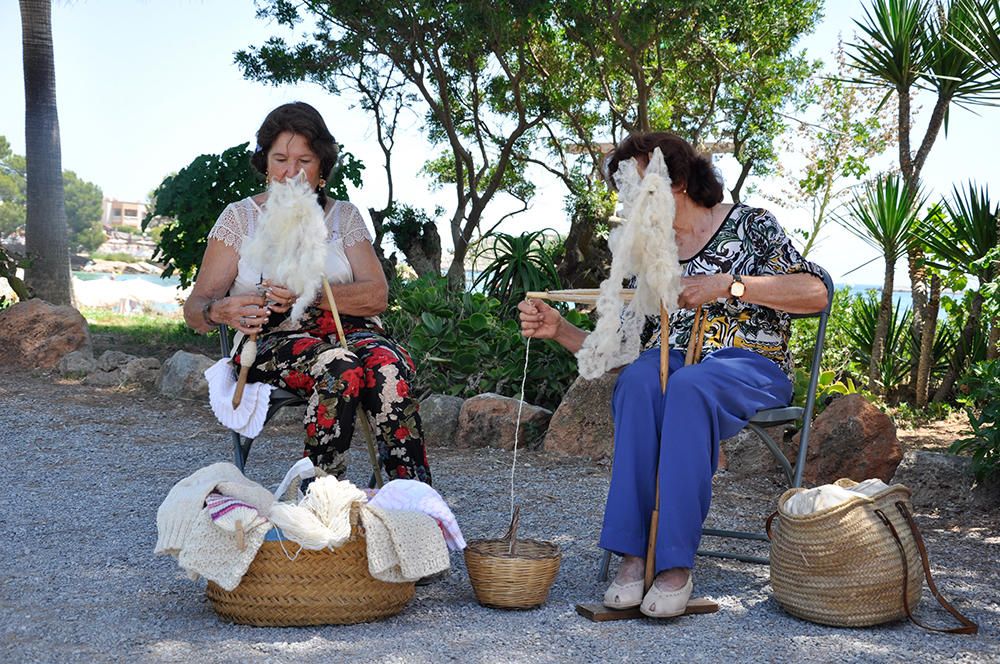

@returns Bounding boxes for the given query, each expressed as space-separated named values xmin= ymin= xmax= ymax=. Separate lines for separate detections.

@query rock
xmin=96 ymin=350 xmax=138 ymax=372
xmin=891 ymin=450 xmax=1000 ymax=512
xmin=58 ymin=349 xmax=97 ymax=376
xmin=455 ymin=392 xmax=552 ymax=450
xmin=720 ymin=423 xmax=795 ymax=479
xmin=157 ymin=350 xmax=215 ymax=399
xmin=790 ymin=394 xmax=902 ymax=485
xmin=543 ymin=373 xmax=617 ymax=460
xmin=121 ymin=357 xmax=161 ymax=388
xmin=83 ymin=369 xmax=124 ymax=387
xmin=270 ymin=405 xmax=306 ymax=427
xmin=419 ymin=394 xmax=465 ymax=448
xmin=0 ymin=299 xmax=91 ymax=370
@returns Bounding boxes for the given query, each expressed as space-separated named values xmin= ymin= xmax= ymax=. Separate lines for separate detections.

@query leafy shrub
xmin=383 ymin=274 xmax=588 ymax=410
xmin=951 ymin=359 xmax=1000 ymax=481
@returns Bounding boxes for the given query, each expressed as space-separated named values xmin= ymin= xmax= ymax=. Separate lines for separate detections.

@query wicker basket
xmin=464 ymin=506 xmax=560 ymax=609
xmin=768 ymin=479 xmax=922 ymax=627
xmin=206 ymin=525 xmax=415 ymax=626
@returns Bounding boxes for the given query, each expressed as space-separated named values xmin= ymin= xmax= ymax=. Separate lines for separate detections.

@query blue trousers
xmin=598 ymin=347 xmax=792 ymax=573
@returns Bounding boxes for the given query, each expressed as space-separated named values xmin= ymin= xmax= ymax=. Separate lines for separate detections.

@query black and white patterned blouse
xmin=636 ymin=203 xmax=825 ymax=377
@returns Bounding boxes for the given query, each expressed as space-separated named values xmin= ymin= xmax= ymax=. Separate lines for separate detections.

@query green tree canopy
xmin=63 ymin=170 xmax=104 ymax=252
xmin=0 ymin=136 xmax=27 ymax=237
xmin=1 ymin=135 xmax=104 ymax=252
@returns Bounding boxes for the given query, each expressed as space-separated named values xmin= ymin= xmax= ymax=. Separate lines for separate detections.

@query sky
xmin=3 ymin=0 xmax=999 ymax=286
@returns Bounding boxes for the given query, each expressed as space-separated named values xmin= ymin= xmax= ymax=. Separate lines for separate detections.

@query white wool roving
xmin=267 ymin=476 xmax=367 ymax=550
xmin=577 ymin=148 xmax=682 ymax=379
xmin=242 ymin=173 xmax=328 ymax=324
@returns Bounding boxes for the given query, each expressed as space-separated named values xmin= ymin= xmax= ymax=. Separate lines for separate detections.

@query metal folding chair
xmin=598 ymin=266 xmax=835 ymax=577
xmin=218 ymin=325 xmax=307 ymax=472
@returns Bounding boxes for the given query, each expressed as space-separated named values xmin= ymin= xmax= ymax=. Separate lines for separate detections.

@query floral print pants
xmin=243 ymin=307 xmax=431 ymax=484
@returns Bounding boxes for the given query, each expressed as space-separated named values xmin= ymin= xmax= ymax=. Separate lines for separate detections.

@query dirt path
xmin=2 ymin=370 xmax=996 ymax=663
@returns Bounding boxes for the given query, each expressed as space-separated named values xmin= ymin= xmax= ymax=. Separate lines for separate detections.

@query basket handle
xmin=765 ymin=510 xmax=778 ymax=540
xmin=502 ymin=505 xmax=521 ymax=556
xmin=874 ymin=503 xmax=978 ymax=635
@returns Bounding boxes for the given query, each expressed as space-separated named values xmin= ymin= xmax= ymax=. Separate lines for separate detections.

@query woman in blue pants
xmin=518 ymin=132 xmax=828 ymax=617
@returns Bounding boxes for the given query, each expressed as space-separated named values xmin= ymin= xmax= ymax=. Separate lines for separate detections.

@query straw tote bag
xmin=766 ymin=479 xmax=978 ymax=633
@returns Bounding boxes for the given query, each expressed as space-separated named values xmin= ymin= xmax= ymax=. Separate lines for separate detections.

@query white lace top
xmin=207 ymin=197 xmax=373 ymax=297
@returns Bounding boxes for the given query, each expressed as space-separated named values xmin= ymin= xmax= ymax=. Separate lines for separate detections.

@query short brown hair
xmin=605 ymin=132 xmax=724 ymax=208
xmin=250 ymin=102 xmax=339 ymax=182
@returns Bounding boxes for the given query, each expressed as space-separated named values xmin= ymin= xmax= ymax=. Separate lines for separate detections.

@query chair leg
xmin=598 ymin=550 xmax=612 ymax=582
xmin=231 ymin=431 xmax=253 ymax=473
xmin=745 ymin=422 xmax=794 ymax=487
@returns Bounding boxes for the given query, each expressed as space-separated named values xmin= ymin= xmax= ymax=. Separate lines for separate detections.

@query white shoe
xmin=602 ymin=578 xmax=645 ymax=609
xmin=639 ymin=575 xmax=693 ymax=618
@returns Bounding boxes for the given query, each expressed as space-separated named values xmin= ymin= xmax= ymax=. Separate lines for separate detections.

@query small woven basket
xmin=464 ymin=506 xmax=560 ymax=610
xmin=768 ymin=479 xmax=922 ymax=627
xmin=206 ymin=522 xmax=415 ymax=627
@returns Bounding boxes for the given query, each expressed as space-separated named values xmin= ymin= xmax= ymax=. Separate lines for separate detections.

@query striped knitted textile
xmin=205 ymin=492 xmax=268 ymax=532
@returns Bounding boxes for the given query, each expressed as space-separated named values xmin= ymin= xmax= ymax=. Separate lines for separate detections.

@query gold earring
xmin=318 ymin=178 xmax=327 ymax=189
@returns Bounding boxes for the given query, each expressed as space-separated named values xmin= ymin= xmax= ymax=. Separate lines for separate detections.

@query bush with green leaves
xmin=144 ymin=142 xmax=363 ymax=288
xmin=952 ymin=359 xmax=1000 ymax=482
xmin=382 ymin=274 xmax=589 ymax=411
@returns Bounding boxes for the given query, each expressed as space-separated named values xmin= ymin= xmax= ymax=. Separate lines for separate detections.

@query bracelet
xmin=201 ymin=298 xmax=220 ymax=328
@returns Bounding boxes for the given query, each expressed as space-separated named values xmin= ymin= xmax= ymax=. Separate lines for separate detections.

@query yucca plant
xmin=471 ymin=229 xmax=561 ymax=308
xmin=845 ymin=291 xmax=915 ymax=394
xmin=838 ymin=174 xmax=925 ymax=393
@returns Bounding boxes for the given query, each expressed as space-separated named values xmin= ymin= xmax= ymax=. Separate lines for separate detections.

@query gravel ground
xmin=2 ymin=370 xmax=997 ymax=663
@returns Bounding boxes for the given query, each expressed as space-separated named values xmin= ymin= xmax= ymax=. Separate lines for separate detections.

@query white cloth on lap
xmin=204 ymin=358 xmax=275 ymax=438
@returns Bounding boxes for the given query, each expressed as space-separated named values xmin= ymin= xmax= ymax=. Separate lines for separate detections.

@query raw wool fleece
xmin=267 ymin=476 xmax=367 ymax=550
xmin=576 ymin=149 xmax=683 ymax=379
xmin=242 ymin=173 xmax=328 ymax=325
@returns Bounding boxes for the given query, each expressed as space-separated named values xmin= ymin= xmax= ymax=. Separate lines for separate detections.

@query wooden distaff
xmin=321 ymin=277 xmax=384 ymax=489
xmin=525 ymin=289 xmax=634 ymax=306
xmin=642 ymin=303 xmax=706 ymax=591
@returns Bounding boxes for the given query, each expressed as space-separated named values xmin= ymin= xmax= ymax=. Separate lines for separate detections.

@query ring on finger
xmin=240 ymin=316 xmax=247 ymax=327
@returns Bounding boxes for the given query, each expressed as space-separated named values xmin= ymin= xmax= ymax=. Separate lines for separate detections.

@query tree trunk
xmin=555 ymin=195 xmax=612 ymax=289
xmin=869 ymin=269 xmax=895 ymax=395
xmin=933 ymin=292 xmax=984 ymax=402
xmin=20 ymin=0 xmax=73 ymax=306
xmin=395 ymin=220 xmax=441 ymax=278
xmin=914 ymin=273 xmax=940 ymax=407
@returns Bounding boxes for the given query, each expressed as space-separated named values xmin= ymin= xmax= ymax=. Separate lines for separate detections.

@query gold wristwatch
xmin=728 ymin=274 xmax=745 ymax=300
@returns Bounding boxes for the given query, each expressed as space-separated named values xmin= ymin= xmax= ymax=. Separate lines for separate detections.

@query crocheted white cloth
xmin=368 ymin=479 xmax=466 ymax=551
xmin=360 ymin=504 xmax=450 ymax=583
xmin=204 ymin=358 xmax=274 ymax=438
xmin=177 ymin=507 xmax=269 ymax=591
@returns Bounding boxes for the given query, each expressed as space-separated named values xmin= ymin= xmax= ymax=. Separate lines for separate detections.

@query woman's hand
xmin=517 ymin=298 xmax=563 ymax=339
xmin=260 ymin=280 xmax=297 ymax=314
xmin=678 ymin=274 xmax=730 ymax=309
xmin=213 ymin=294 xmax=270 ymax=335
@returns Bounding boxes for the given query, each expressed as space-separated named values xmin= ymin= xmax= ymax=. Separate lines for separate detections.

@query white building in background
xmin=101 ymin=198 xmax=148 ymax=229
